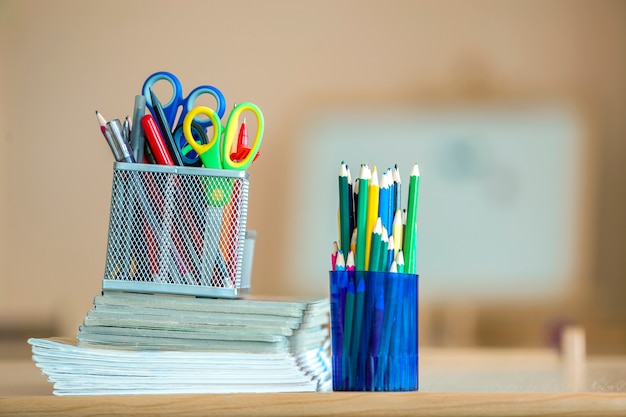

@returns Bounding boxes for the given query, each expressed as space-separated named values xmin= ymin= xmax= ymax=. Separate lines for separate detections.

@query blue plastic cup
xmin=329 ymin=270 xmax=418 ymax=391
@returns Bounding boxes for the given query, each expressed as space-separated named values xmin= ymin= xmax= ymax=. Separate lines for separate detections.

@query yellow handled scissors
xmin=182 ymin=103 xmax=264 ymax=171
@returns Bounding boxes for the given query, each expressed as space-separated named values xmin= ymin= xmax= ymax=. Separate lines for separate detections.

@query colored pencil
xmin=386 ymin=229 xmax=394 ymax=272
xmin=350 ymin=274 xmax=366 ymax=380
xmin=347 ymin=165 xmax=354 ymax=237
xmin=343 ymin=278 xmax=355 ymax=379
xmin=331 ymin=241 xmax=339 ymax=270
xmin=387 ymin=168 xmax=395 ymax=231
xmin=339 ymin=163 xmax=351 ymax=256
xmin=380 ymin=226 xmax=389 ymax=273
xmin=355 ymin=165 xmax=370 ymax=271
xmin=392 ymin=210 xmax=403 ymax=259
xmin=365 ymin=166 xmax=379 ymax=269
xmin=378 ymin=170 xmax=390 ymax=234
xmin=403 ymin=164 xmax=420 ymax=274
xmin=346 ymin=250 xmax=355 ymax=271
xmin=368 ymin=218 xmax=383 ymax=272
xmin=335 ymin=249 xmax=346 ymax=271
xmin=393 ymin=164 xmax=401 ymax=214
xmin=395 ymin=250 xmax=405 ymax=274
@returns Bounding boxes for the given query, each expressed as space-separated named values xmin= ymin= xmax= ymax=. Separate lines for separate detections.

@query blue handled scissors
xmin=142 ymin=71 xmax=227 ymax=165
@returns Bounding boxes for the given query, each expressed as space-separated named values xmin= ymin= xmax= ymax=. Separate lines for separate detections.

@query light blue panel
xmin=289 ymin=104 xmax=584 ymax=301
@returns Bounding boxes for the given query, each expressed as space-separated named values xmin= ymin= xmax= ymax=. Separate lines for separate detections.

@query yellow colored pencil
xmin=365 ymin=166 xmax=379 ymax=270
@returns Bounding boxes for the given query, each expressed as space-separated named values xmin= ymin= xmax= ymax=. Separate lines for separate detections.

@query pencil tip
xmin=412 ymin=164 xmax=420 ymax=176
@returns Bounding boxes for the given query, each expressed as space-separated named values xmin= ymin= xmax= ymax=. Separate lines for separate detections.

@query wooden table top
xmin=2 ymin=348 xmax=625 ymax=416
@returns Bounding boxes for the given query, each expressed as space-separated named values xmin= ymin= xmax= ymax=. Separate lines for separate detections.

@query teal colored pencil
xmin=368 ymin=218 xmax=383 ymax=272
xmin=347 ymin=165 xmax=354 ymax=240
xmin=403 ymin=164 xmax=420 ymax=274
xmin=343 ymin=278 xmax=355 ymax=370
xmin=356 ymin=165 xmax=370 ymax=271
xmin=396 ymin=250 xmax=405 ymax=274
xmin=338 ymin=163 xmax=351 ymax=256
xmin=350 ymin=275 xmax=366 ymax=382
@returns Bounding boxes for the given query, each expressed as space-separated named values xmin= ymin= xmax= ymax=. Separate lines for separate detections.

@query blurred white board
xmin=287 ymin=104 xmax=586 ymax=302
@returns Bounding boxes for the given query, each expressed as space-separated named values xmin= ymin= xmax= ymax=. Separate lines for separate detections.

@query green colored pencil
xmin=356 ymin=165 xmax=370 ymax=271
xmin=403 ymin=164 xmax=420 ymax=274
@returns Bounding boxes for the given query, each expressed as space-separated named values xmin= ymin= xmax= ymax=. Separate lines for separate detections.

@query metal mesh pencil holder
xmin=102 ymin=162 xmax=251 ymax=298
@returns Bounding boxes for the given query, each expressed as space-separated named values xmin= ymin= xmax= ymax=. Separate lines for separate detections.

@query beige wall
xmin=1 ymin=0 xmax=625 ymax=350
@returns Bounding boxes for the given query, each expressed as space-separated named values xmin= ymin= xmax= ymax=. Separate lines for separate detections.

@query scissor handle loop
xmin=172 ymin=121 xmax=207 ymax=167
xmin=142 ymin=71 xmax=183 ymax=127
xmin=180 ymin=86 xmax=227 ymax=130
xmin=222 ymin=102 xmax=264 ymax=170
xmin=183 ymin=106 xmax=223 ymax=169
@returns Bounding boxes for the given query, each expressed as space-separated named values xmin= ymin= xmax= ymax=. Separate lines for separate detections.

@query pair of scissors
xmin=142 ymin=71 xmax=226 ymax=166
xmin=183 ymin=103 xmax=263 ymax=207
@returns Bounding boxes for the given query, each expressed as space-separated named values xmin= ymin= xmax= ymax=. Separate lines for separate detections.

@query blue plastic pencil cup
xmin=329 ymin=270 xmax=418 ymax=391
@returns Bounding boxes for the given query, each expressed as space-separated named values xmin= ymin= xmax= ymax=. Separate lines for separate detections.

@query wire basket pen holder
xmin=102 ymin=162 xmax=251 ymax=298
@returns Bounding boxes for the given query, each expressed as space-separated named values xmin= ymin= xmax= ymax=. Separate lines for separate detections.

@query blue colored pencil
xmin=376 ymin=261 xmax=399 ymax=388
xmin=387 ymin=168 xmax=395 ymax=229
xmin=393 ymin=164 xmax=401 ymax=215
xmin=386 ymin=231 xmax=395 ymax=272
xmin=343 ymin=277 xmax=355 ymax=385
xmin=350 ymin=275 xmax=366 ymax=385
xmin=368 ymin=291 xmax=385 ymax=390
xmin=378 ymin=172 xmax=390 ymax=234
xmin=380 ymin=227 xmax=389 ymax=274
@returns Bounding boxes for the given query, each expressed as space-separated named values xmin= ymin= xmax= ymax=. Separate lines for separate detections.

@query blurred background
xmin=1 ymin=0 xmax=625 ymax=360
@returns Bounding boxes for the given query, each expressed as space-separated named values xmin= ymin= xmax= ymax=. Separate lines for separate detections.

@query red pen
xmin=141 ymin=114 xmax=174 ymax=166
xmin=236 ymin=117 xmax=247 ymax=152
xmin=230 ymin=118 xmax=260 ymax=162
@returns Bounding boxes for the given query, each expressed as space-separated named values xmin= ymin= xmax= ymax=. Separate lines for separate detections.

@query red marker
xmin=141 ymin=114 xmax=174 ymax=165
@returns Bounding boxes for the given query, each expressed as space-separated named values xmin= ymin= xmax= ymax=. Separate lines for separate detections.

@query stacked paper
xmin=29 ymin=291 xmax=331 ymax=395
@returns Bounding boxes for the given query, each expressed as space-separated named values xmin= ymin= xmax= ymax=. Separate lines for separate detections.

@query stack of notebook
xmin=29 ymin=291 xmax=331 ymax=395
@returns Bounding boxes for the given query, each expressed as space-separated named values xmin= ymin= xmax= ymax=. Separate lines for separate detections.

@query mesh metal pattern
xmin=102 ymin=163 xmax=250 ymax=298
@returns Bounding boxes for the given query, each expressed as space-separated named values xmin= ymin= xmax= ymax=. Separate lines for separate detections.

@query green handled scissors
xmin=182 ymin=102 xmax=264 ymax=171
xmin=183 ymin=103 xmax=263 ymax=207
